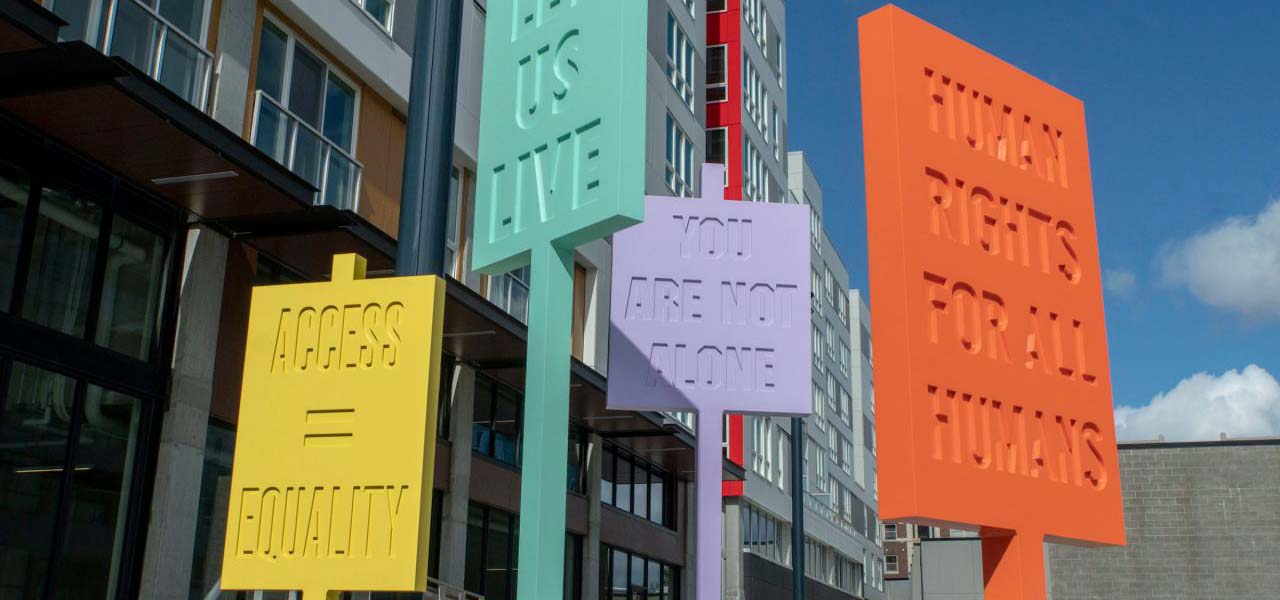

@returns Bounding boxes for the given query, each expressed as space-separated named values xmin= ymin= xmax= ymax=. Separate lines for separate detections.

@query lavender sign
xmin=608 ymin=164 xmax=812 ymax=599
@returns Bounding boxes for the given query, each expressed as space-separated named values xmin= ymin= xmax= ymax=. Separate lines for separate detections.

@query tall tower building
xmin=703 ymin=2 xmax=884 ymax=598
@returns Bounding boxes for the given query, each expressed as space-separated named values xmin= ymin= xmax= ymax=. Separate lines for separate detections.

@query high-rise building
xmin=0 ymin=0 xmax=710 ymax=598
xmin=705 ymin=1 xmax=884 ymax=597
xmin=719 ymin=151 xmax=885 ymax=600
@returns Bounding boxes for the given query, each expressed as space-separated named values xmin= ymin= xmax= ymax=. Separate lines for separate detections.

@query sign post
xmin=472 ymin=1 xmax=648 ymax=598
xmin=858 ymin=6 xmax=1125 ymax=598
xmin=609 ymin=165 xmax=812 ymax=600
xmin=220 ymin=254 xmax=446 ymax=599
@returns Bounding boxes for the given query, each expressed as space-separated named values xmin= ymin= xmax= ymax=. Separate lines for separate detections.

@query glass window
xmin=253 ymin=20 xmax=361 ymax=208
xmin=355 ymin=0 xmax=394 ymax=31
xmin=666 ymin=13 xmax=694 ymax=109
xmin=708 ymin=0 xmax=725 ymax=12
xmin=95 ymin=217 xmax=167 ymax=361
xmin=472 ymin=375 xmax=494 ymax=455
xmin=615 ymin=455 xmax=632 ymax=512
xmin=608 ymin=548 xmax=627 ymax=600
xmin=288 ymin=45 xmax=326 ymax=129
xmin=444 ymin=167 xmax=461 ymax=276
xmin=706 ymin=128 xmax=727 ymax=168
xmin=323 ymin=74 xmax=357 ymax=152
xmin=0 ymin=362 xmax=76 ymax=600
xmin=493 ymin=387 xmax=521 ymax=465
xmin=664 ymin=114 xmax=695 ymax=197
xmin=601 ymin=447 xmax=615 ymax=505
xmin=464 ymin=505 xmax=485 ymax=593
xmin=633 ymin=467 xmax=649 ymax=521
xmin=485 ymin=511 xmax=512 ymax=600
xmin=649 ymin=470 xmax=664 ymax=525
xmin=255 ymin=20 xmax=289 ymax=100
xmin=21 ymin=184 xmax=102 ymax=338
xmin=489 ymin=264 xmax=530 ymax=323
xmin=0 ymin=159 xmax=29 ymax=311
xmin=55 ymin=385 xmax=142 ymax=599
xmin=630 ymin=555 xmax=645 ymax=599
xmin=707 ymin=45 xmax=727 ymax=103
xmin=188 ymin=420 xmax=235 ymax=600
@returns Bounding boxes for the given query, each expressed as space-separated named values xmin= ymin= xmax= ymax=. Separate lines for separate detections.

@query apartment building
xmin=0 ymin=0 xmax=714 ymax=598
xmin=702 ymin=0 xmax=884 ymax=597
xmin=718 ymin=152 xmax=884 ymax=600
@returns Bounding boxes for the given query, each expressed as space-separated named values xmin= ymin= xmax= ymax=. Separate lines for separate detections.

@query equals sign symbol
xmin=304 ymin=408 xmax=355 ymax=448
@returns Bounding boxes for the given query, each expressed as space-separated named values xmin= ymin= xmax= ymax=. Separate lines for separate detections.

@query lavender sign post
xmin=608 ymin=165 xmax=812 ymax=600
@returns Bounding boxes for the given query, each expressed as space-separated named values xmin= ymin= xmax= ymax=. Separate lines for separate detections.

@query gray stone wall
xmin=1047 ymin=440 xmax=1280 ymax=600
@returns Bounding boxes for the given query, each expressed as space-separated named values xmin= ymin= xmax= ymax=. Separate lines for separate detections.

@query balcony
xmin=251 ymin=90 xmax=364 ymax=210
xmin=52 ymin=0 xmax=213 ymax=109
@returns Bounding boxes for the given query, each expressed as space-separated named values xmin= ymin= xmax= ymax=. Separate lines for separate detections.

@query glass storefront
xmin=0 ymin=122 xmax=180 ymax=599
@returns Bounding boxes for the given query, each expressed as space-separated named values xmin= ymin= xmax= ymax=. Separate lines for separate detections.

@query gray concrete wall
xmin=919 ymin=540 xmax=982 ymax=600
xmin=1047 ymin=440 xmax=1280 ymax=600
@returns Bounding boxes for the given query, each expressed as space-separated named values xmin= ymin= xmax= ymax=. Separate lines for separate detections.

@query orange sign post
xmin=858 ymin=6 xmax=1125 ymax=598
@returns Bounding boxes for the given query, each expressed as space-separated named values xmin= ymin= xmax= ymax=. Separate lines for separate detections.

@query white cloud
xmin=1161 ymin=200 xmax=1280 ymax=319
xmin=1115 ymin=365 xmax=1280 ymax=442
xmin=1103 ymin=268 xmax=1136 ymax=298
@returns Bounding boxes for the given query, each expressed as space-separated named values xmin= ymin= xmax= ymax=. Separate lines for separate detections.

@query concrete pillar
xmin=582 ymin=432 xmax=604 ymax=600
xmin=210 ymin=0 xmax=255 ymax=133
xmin=683 ymin=479 xmax=697 ymax=600
xmin=723 ymin=498 xmax=744 ymax=600
xmin=138 ymin=226 xmax=229 ymax=599
xmin=439 ymin=361 xmax=476 ymax=586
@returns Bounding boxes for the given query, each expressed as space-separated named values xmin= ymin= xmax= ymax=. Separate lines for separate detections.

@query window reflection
xmin=0 ymin=362 xmax=76 ymax=600
xmin=600 ymin=444 xmax=674 ymax=528
xmin=601 ymin=545 xmax=679 ymax=600
xmin=0 ymin=159 xmax=29 ymax=311
xmin=55 ymin=385 xmax=141 ymax=600
xmin=95 ymin=217 xmax=166 ymax=361
xmin=21 ymin=185 xmax=101 ymax=337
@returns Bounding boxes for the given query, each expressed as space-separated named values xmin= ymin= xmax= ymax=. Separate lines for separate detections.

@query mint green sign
xmin=473 ymin=2 xmax=647 ymax=600
xmin=474 ymin=0 xmax=647 ymax=275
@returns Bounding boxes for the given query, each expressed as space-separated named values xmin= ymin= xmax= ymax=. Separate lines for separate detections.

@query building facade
xmin=701 ymin=1 xmax=884 ymax=597
xmin=0 ymin=0 xmax=891 ymax=598
xmin=0 ymin=0 xmax=713 ymax=598
xmin=717 ymin=151 xmax=885 ymax=600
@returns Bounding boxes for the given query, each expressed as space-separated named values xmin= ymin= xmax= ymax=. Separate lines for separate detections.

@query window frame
xmin=255 ymin=14 xmax=363 ymax=154
xmin=349 ymin=0 xmax=396 ymax=34
xmin=706 ymin=44 xmax=728 ymax=104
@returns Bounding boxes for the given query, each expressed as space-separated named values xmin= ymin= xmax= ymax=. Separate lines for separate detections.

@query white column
xmin=439 ymin=362 xmax=476 ymax=586
xmin=138 ymin=226 xmax=229 ymax=599
xmin=583 ymin=433 xmax=604 ymax=600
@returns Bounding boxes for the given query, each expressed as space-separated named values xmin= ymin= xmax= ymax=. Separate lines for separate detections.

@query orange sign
xmin=858 ymin=5 xmax=1124 ymax=598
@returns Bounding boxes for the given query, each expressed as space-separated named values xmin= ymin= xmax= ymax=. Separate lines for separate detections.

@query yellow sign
xmin=221 ymin=254 xmax=445 ymax=600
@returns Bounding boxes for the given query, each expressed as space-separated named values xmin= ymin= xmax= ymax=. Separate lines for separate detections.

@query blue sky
xmin=785 ymin=1 xmax=1280 ymax=438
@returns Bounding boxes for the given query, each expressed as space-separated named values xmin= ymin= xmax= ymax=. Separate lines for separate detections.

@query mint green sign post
xmin=473 ymin=1 xmax=647 ymax=598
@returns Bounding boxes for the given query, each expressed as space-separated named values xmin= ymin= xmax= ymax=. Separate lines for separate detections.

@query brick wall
xmin=1047 ymin=440 xmax=1280 ymax=600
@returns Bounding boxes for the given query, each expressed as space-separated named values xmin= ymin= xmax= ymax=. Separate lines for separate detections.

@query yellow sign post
xmin=221 ymin=254 xmax=446 ymax=599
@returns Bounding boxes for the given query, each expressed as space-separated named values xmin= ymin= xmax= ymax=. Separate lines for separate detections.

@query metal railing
xmin=102 ymin=0 xmax=213 ymax=109
xmin=251 ymin=90 xmax=364 ymax=210
xmin=426 ymin=577 xmax=484 ymax=600
xmin=663 ymin=411 xmax=695 ymax=432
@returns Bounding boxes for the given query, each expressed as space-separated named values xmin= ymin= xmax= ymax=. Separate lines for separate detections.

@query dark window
xmin=460 ymin=524 xmax=579 ymax=600
xmin=0 ymin=125 xmax=180 ymax=600
xmin=863 ymin=416 xmax=875 ymax=452
xmin=600 ymin=444 xmax=675 ymax=528
xmin=707 ymin=45 xmax=727 ymax=102
xmin=567 ymin=424 xmax=588 ymax=494
xmin=708 ymin=0 xmax=726 ymax=12
xmin=472 ymin=373 xmax=524 ymax=468
xmin=189 ymin=419 xmax=235 ymax=599
xmin=601 ymin=545 xmax=679 ymax=600
xmin=706 ymin=129 xmax=727 ymax=166
xmin=565 ymin=533 xmax=584 ymax=600
xmin=0 ymin=159 xmax=31 ymax=312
